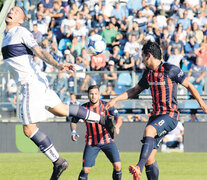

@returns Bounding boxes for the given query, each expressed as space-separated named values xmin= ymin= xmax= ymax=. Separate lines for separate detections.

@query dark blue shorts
xmin=83 ymin=141 xmax=121 ymax=167
xmin=146 ymin=114 xmax=178 ymax=149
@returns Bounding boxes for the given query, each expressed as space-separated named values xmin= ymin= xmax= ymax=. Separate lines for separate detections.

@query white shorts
xmin=165 ymin=134 xmax=182 ymax=142
xmin=20 ymin=79 xmax=61 ymax=125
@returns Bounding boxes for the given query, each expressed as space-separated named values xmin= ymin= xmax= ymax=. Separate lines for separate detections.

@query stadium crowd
xmin=8 ymin=0 xmax=207 ymax=122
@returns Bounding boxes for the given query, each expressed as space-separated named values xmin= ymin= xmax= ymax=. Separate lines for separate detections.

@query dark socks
xmin=112 ymin=169 xmax=122 ymax=180
xmin=78 ymin=170 xmax=88 ymax=180
xmin=68 ymin=104 xmax=100 ymax=123
xmin=137 ymin=136 xmax=155 ymax=172
xmin=30 ymin=129 xmax=59 ymax=162
xmin=145 ymin=161 xmax=159 ymax=180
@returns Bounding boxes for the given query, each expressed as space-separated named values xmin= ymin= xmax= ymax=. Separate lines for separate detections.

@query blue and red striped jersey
xmin=139 ymin=62 xmax=186 ymax=120
xmin=73 ymin=100 xmax=119 ymax=146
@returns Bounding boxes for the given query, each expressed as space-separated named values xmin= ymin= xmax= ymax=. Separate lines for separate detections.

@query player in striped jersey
xmin=106 ymin=40 xmax=207 ymax=180
xmin=71 ymin=85 xmax=122 ymax=180
xmin=1 ymin=7 xmax=114 ymax=180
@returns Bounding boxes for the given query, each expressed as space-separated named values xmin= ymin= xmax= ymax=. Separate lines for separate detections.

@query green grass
xmin=0 ymin=152 xmax=207 ymax=180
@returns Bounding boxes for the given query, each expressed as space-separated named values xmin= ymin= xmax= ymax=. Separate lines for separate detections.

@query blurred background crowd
xmin=2 ymin=0 xmax=207 ymax=122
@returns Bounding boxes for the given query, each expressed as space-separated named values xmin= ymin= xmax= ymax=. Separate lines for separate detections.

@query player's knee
xmin=146 ymin=158 xmax=156 ymax=166
xmin=113 ymin=162 xmax=121 ymax=171
xmin=83 ymin=167 xmax=91 ymax=174
xmin=23 ymin=124 xmax=38 ymax=137
xmin=145 ymin=125 xmax=157 ymax=137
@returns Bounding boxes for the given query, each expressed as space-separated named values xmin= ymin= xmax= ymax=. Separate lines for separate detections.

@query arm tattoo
xmin=34 ymin=47 xmax=60 ymax=69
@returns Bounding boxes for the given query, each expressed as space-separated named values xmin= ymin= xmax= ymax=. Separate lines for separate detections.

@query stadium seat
xmin=114 ymin=85 xmax=127 ymax=94
xmin=117 ymin=72 xmax=132 ymax=86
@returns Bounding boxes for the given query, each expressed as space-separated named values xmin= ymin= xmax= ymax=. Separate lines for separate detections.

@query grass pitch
xmin=0 ymin=152 xmax=207 ymax=180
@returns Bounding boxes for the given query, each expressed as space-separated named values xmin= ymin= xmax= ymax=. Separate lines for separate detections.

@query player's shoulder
xmin=16 ymin=26 xmax=29 ymax=33
xmin=163 ymin=63 xmax=181 ymax=73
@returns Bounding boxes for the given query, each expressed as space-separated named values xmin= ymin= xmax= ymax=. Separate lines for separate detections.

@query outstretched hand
xmin=105 ymin=99 xmax=117 ymax=110
xmin=59 ymin=63 xmax=76 ymax=72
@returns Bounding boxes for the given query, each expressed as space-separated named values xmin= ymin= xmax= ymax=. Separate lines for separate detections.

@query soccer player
xmin=71 ymin=85 xmax=122 ymax=180
xmin=1 ymin=7 xmax=114 ymax=180
xmin=105 ymin=40 xmax=207 ymax=180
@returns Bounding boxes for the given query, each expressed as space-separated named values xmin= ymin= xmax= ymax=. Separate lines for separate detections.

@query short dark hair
xmin=142 ymin=40 xmax=162 ymax=60
xmin=88 ymin=85 xmax=99 ymax=93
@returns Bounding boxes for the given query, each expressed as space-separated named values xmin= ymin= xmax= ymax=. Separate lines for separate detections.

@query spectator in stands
xmin=35 ymin=2 xmax=51 ymax=25
xmin=127 ymin=0 xmax=142 ymax=16
xmin=101 ymin=21 xmax=120 ymax=51
xmin=192 ymin=9 xmax=207 ymax=30
xmin=32 ymin=24 xmax=42 ymax=44
xmin=111 ymin=2 xmax=126 ymax=22
xmin=177 ymin=10 xmax=191 ymax=32
xmin=144 ymin=24 xmax=157 ymax=42
xmin=167 ymin=47 xmax=184 ymax=68
xmin=175 ymin=23 xmax=187 ymax=44
xmin=80 ymin=74 xmax=96 ymax=93
xmin=77 ymin=48 xmax=91 ymax=72
xmin=79 ymin=2 xmax=92 ymax=29
xmin=124 ymin=34 xmax=142 ymax=57
xmin=49 ymin=1 xmax=65 ymax=29
xmin=103 ymin=60 xmax=118 ymax=88
xmin=102 ymin=82 xmax=116 ymax=96
xmin=109 ymin=46 xmax=121 ymax=70
xmin=133 ymin=10 xmax=148 ymax=31
xmin=50 ymin=43 xmax=63 ymax=63
xmin=167 ymin=17 xmax=176 ymax=36
xmin=184 ymin=35 xmax=200 ymax=63
xmin=187 ymin=56 xmax=205 ymax=87
xmin=32 ymin=13 xmax=48 ymax=35
xmin=110 ymin=16 xmax=121 ymax=31
xmin=142 ymin=5 xmax=154 ymax=23
xmin=92 ymin=13 xmax=106 ymax=34
xmin=127 ymin=20 xmax=144 ymax=44
xmin=188 ymin=109 xmax=201 ymax=122
xmin=60 ymin=12 xmax=76 ymax=40
xmin=46 ymin=29 xmax=57 ymax=46
xmin=119 ymin=51 xmax=135 ymax=71
xmin=111 ymin=33 xmax=125 ymax=55
xmin=70 ymin=36 xmax=83 ymax=58
xmin=161 ymin=121 xmax=184 ymax=152
xmin=168 ymin=33 xmax=184 ymax=56
xmin=16 ymin=0 xmax=31 ymax=16
xmin=159 ymin=26 xmax=171 ymax=61
xmin=52 ymin=72 xmax=68 ymax=101
xmin=188 ymin=22 xmax=204 ymax=44
xmin=71 ymin=21 xmax=88 ymax=42
xmin=65 ymin=93 xmax=80 ymax=122
xmin=194 ymin=42 xmax=207 ymax=67
xmin=90 ymin=51 xmax=106 ymax=85
xmin=41 ymin=0 xmax=54 ymax=11
xmin=64 ymin=49 xmax=75 ymax=64
xmin=97 ymin=1 xmax=113 ymax=22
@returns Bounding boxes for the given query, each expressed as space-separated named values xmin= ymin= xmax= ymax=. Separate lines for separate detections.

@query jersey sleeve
xmin=138 ymin=70 xmax=149 ymax=89
xmin=21 ymin=27 xmax=38 ymax=49
xmin=167 ymin=64 xmax=186 ymax=84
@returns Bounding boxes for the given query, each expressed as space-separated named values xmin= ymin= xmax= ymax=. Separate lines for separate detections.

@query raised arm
xmin=182 ymin=78 xmax=207 ymax=113
xmin=33 ymin=46 xmax=75 ymax=72
xmin=105 ymin=83 xmax=145 ymax=110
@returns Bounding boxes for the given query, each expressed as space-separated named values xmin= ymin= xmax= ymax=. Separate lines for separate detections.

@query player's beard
xmin=90 ymin=99 xmax=99 ymax=105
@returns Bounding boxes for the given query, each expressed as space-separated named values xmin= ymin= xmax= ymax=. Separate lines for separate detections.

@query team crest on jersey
xmin=158 ymin=73 xmax=163 ymax=78
xmin=101 ymin=112 xmax=104 ymax=115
